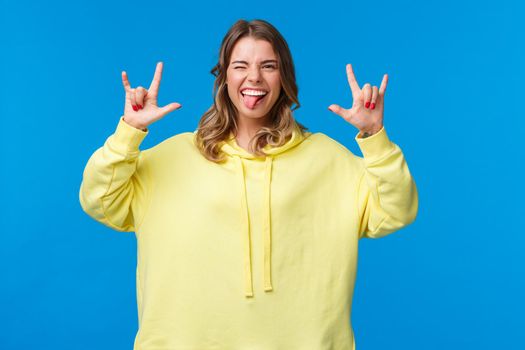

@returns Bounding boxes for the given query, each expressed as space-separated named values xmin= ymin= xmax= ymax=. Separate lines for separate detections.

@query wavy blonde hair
xmin=194 ymin=19 xmax=309 ymax=163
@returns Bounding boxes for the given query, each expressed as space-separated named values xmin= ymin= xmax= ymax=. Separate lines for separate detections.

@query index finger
xmin=149 ymin=61 xmax=163 ymax=95
xmin=346 ymin=64 xmax=361 ymax=97
xmin=122 ymin=71 xmax=131 ymax=92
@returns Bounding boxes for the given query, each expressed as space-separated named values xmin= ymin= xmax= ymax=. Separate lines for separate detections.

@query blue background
xmin=1 ymin=0 xmax=523 ymax=349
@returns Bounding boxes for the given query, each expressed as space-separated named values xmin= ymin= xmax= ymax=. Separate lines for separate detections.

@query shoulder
xmin=142 ymin=131 xmax=196 ymax=160
xmin=304 ymin=131 xmax=361 ymax=161
xmin=162 ymin=131 xmax=195 ymax=145
xmin=150 ymin=131 xmax=194 ymax=150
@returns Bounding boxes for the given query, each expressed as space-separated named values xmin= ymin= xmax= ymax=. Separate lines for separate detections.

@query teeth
xmin=242 ymin=89 xmax=267 ymax=96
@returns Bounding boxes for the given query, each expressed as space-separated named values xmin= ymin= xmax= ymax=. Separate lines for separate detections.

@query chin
xmin=240 ymin=106 xmax=273 ymax=121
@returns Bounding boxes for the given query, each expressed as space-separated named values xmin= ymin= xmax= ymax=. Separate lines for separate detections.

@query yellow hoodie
xmin=79 ymin=116 xmax=418 ymax=350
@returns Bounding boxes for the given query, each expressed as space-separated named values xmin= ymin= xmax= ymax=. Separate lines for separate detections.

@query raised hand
xmin=328 ymin=64 xmax=388 ymax=137
xmin=122 ymin=62 xmax=182 ymax=130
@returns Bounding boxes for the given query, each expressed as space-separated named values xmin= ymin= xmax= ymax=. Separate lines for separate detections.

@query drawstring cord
xmin=234 ymin=155 xmax=274 ymax=297
xmin=263 ymin=156 xmax=274 ymax=292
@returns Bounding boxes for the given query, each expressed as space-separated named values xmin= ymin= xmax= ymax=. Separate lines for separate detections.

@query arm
xmin=78 ymin=117 xmax=151 ymax=232
xmin=355 ymin=126 xmax=418 ymax=239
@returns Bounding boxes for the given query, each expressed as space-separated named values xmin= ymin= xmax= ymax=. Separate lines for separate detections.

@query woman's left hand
xmin=328 ymin=64 xmax=388 ymax=137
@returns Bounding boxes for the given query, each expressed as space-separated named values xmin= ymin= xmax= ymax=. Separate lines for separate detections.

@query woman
xmin=79 ymin=18 xmax=418 ymax=350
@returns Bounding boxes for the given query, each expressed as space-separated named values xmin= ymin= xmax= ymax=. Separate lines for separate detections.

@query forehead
xmin=230 ymin=37 xmax=276 ymax=61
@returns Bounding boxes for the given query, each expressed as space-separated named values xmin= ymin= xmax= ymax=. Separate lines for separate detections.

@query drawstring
xmin=233 ymin=155 xmax=274 ymax=297
xmin=235 ymin=155 xmax=253 ymax=297
xmin=214 ymin=124 xmax=310 ymax=298
xmin=263 ymin=156 xmax=274 ymax=292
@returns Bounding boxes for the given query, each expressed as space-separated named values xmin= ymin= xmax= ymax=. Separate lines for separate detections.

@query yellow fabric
xmin=79 ymin=117 xmax=418 ymax=350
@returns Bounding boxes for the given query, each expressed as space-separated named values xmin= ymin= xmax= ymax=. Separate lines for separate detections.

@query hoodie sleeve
xmin=79 ymin=117 xmax=151 ymax=232
xmin=354 ymin=126 xmax=418 ymax=239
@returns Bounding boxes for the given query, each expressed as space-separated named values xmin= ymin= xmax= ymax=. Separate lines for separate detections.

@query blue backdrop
xmin=1 ymin=0 xmax=523 ymax=349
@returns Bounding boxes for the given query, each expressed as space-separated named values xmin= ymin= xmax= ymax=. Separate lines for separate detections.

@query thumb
xmin=158 ymin=102 xmax=182 ymax=117
xmin=328 ymin=104 xmax=347 ymax=119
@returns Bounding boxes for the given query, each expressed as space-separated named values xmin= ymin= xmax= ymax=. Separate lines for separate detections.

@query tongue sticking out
xmin=242 ymin=93 xmax=265 ymax=109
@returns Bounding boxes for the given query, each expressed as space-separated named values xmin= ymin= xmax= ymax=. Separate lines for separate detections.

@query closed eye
xmin=233 ymin=65 xmax=277 ymax=69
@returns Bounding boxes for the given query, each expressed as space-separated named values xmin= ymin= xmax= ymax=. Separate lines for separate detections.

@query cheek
xmin=271 ymin=82 xmax=282 ymax=99
xmin=270 ymin=76 xmax=281 ymax=92
xmin=226 ymin=73 xmax=240 ymax=90
xmin=226 ymin=82 xmax=239 ymax=100
xmin=226 ymin=85 xmax=236 ymax=99
xmin=230 ymin=81 xmax=243 ymax=97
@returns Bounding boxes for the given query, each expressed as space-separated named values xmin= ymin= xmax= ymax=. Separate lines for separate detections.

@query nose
xmin=247 ymin=65 xmax=262 ymax=83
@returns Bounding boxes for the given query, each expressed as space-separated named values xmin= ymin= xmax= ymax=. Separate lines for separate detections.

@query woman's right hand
xmin=122 ymin=61 xmax=182 ymax=130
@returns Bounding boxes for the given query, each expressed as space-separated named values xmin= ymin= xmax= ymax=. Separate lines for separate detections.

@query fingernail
xmin=132 ymin=105 xmax=138 ymax=111
xmin=365 ymin=101 xmax=370 ymax=108
xmin=138 ymin=104 xmax=143 ymax=110
xmin=370 ymin=103 xmax=375 ymax=109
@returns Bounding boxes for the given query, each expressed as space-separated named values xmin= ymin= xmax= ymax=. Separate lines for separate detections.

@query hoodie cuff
xmin=112 ymin=116 xmax=149 ymax=152
xmin=354 ymin=126 xmax=396 ymax=162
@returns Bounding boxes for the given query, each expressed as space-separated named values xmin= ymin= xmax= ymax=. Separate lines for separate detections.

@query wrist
xmin=122 ymin=116 xmax=148 ymax=132
xmin=358 ymin=125 xmax=382 ymax=138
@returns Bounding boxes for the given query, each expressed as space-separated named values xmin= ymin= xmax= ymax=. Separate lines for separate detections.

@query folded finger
xmin=370 ymin=86 xmax=379 ymax=109
xmin=130 ymin=88 xmax=138 ymax=111
xmin=362 ymin=83 xmax=372 ymax=108
xmin=136 ymin=86 xmax=146 ymax=109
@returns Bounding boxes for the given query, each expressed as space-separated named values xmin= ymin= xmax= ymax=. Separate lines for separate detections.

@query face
xmin=226 ymin=36 xmax=281 ymax=125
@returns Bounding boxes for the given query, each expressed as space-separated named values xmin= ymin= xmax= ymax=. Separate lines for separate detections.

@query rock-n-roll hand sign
xmin=328 ymin=64 xmax=388 ymax=138
xmin=122 ymin=61 xmax=182 ymax=131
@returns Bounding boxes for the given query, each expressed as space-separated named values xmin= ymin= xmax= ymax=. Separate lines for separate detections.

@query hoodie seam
xmin=135 ymin=153 xmax=153 ymax=232
xmin=99 ymin=164 xmax=125 ymax=230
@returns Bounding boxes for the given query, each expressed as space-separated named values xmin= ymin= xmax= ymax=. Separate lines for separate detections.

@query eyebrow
xmin=231 ymin=60 xmax=278 ymax=65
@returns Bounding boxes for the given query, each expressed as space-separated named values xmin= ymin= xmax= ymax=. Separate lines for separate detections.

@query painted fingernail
xmin=370 ymin=103 xmax=375 ymax=109
xmin=138 ymin=104 xmax=143 ymax=110
xmin=365 ymin=101 xmax=370 ymax=108
xmin=132 ymin=105 xmax=138 ymax=111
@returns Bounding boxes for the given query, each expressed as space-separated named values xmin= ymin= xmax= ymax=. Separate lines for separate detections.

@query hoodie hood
xmin=218 ymin=124 xmax=312 ymax=297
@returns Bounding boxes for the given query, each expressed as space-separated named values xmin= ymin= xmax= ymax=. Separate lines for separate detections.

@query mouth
xmin=240 ymin=89 xmax=268 ymax=110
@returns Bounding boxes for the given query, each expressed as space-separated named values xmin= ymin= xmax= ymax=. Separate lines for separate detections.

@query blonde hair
xmin=194 ymin=18 xmax=309 ymax=163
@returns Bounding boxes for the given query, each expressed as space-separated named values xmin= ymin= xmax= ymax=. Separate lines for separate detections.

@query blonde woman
xmin=79 ymin=18 xmax=418 ymax=350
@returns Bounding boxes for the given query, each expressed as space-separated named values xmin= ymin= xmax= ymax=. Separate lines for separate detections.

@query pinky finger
xmin=379 ymin=74 xmax=388 ymax=96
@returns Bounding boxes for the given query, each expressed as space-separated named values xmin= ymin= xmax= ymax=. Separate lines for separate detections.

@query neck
xmin=235 ymin=115 xmax=269 ymax=140
xmin=234 ymin=115 xmax=270 ymax=152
